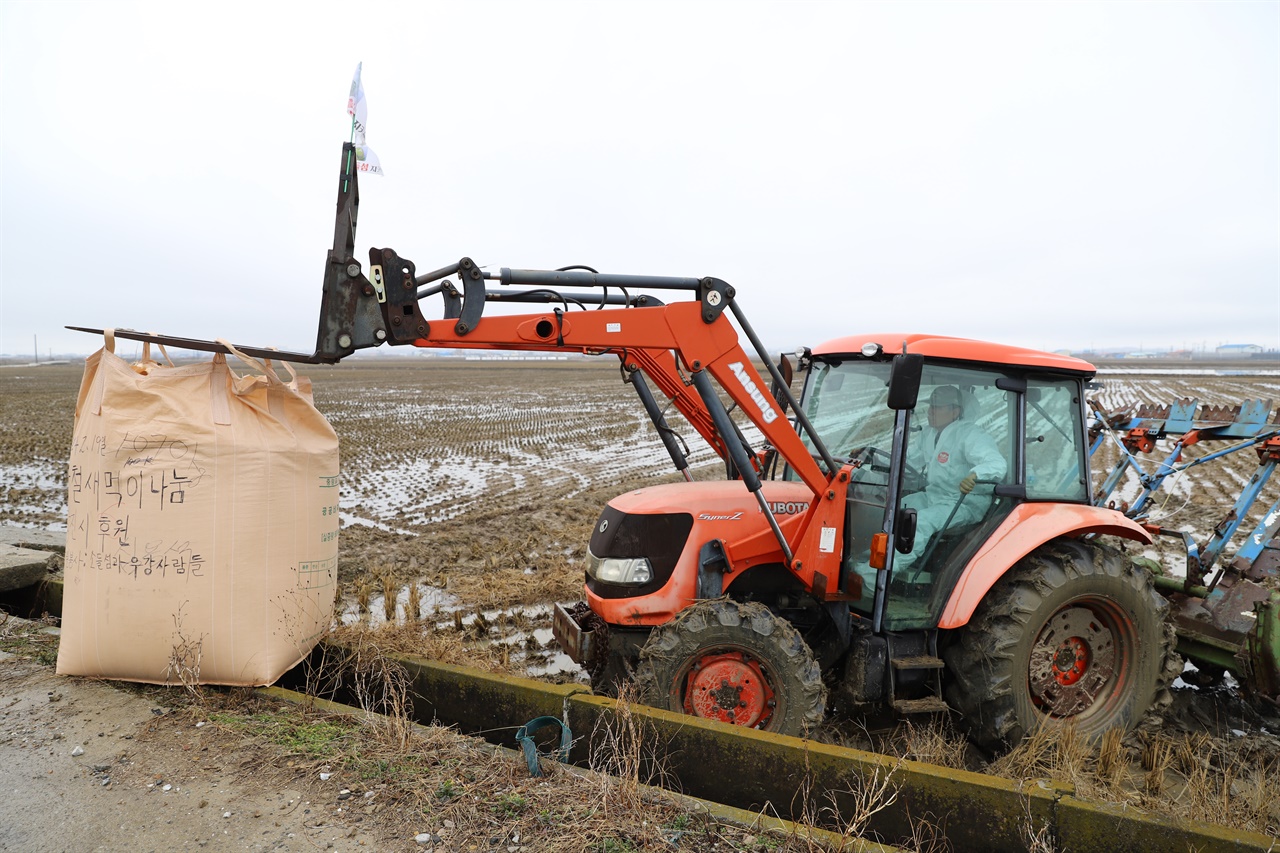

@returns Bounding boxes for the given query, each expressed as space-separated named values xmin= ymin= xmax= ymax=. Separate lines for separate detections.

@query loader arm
xmin=385 ymin=290 xmax=826 ymax=492
xmin=71 ymin=142 xmax=845 ymax=585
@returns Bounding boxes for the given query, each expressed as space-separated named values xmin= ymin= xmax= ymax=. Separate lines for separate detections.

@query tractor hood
xmin=604 ymin=479 xmax=816 ymax=522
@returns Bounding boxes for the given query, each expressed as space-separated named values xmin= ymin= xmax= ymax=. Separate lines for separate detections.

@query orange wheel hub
xmin=683 ymin=650 xmax=776 ymax=728
xmin=1051 ymin=636 xmax=1091 ymax=686
xmin=1028 ymin=603 xmax=1127 ymax=718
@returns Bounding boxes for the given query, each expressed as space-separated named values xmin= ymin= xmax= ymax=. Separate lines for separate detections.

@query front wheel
xmin=944 ymin=539 xmax=1179 ymax=752
xmin=633 ymin=599 xmax=826 ymax=737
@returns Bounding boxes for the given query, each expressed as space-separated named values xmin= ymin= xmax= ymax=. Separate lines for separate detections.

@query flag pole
xmin=344 ymin=111 xmax=356 ymax=194
xmin=344 ymin=65 xmax=357 ymax=193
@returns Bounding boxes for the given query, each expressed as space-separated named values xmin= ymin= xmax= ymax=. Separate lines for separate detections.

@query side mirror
xmin=770 ymin=354 xmax=794 ymax=405
xmin=887 ymin=353 xmax=924 ymax=410
xmin=895 ymin=508 xmax=918 ymax=554
xmin=996 ymin=376 xmax=1027 ymax=394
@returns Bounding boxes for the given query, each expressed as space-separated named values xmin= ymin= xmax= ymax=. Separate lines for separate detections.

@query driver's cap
xmin=929 ymin=386 xmax=962 ymax=408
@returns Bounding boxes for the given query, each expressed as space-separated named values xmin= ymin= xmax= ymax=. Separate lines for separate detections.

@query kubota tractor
xmin=554 ymin=335 xmax=1186 ymax=749
xmin=77 ymin=143 xmax=1280 ymax=751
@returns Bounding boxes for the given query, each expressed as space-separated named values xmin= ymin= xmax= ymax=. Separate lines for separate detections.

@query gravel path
xmin=0 ymin=649 xmax=383 ymax=853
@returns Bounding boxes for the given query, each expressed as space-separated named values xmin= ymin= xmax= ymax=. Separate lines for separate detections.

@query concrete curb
xmin=354 ymin=647 xmax=1275 ymax=853
xmin=0 ymin=545 xmax=53 ymax=594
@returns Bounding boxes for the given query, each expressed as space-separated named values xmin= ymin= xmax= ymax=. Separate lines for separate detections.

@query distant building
xmin=1215 ymin=344 xmax=1263 ymax=357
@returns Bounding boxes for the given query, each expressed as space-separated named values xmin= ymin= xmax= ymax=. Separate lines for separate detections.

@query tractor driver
xmin=894 ymin=385 xmax=1007 ymax=577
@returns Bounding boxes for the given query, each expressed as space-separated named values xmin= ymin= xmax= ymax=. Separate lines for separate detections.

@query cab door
xmin=875 ymin=365 xmax=1023 ymax=630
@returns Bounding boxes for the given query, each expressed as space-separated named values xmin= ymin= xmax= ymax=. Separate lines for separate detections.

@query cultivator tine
xmin=1097 ymin=398 xmax=1278 ymax=442
xmin=1133 ymin=402 xmax=1173 ymax=420
xmin=1200 ymin=403 xmax=1243 ymax=423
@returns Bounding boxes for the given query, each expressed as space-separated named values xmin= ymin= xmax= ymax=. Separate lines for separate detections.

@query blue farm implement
xmin=1091 ymin=398 xmax=1280 ymax=700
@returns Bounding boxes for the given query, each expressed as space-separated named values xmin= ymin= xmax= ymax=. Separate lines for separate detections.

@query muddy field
xmin=4 ymin=356 xmax=1277 ymax=606
xmin=3 ymin=356 xmax=1280 ymax=660
xmin=3 ymin=354 xmax=1280 ymax=837
xmin=0 ymin=356 xmax=731 ymax=676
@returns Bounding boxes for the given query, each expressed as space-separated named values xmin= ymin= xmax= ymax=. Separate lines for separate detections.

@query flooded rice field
xmin=5 ymin=355 xmax=1274 ymax=580
xmin=3 ymin=355 xmax=1279 ymax=686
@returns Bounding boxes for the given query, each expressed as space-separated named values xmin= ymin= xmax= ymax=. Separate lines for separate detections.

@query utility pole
xmin=34 ymin=335 xmax=38 ymax=364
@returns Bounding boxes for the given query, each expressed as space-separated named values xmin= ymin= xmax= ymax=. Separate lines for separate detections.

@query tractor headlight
xmin=586 ymin=550 xmax=653 ymax=585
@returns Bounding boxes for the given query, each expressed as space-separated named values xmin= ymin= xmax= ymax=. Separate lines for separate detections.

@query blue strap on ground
xmin=515 ymin=716 xmax=571 ymax=777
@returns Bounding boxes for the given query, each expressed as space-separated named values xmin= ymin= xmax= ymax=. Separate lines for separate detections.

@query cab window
xmin=1026 ymin=379 xmax=1088 ymax=501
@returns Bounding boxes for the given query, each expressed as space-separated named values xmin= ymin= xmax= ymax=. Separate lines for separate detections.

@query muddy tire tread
xmin=633 ymin=599 xmax=826 ymax=736
xmin=944 ymin=538 xmax=1179 ymax=751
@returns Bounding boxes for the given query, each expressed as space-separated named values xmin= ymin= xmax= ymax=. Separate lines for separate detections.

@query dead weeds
xmin=128 ymin=638 xmax=897 ymax=852
xmin=984 ymin=721 xmax=1280 ymax=838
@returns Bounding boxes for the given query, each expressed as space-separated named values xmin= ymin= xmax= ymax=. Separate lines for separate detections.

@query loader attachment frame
xmin=70 ymin=143 xmax=874 ymax=598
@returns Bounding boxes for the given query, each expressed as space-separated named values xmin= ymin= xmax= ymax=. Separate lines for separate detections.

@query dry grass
xmin=985 ymin=721 xmax=1280 ymax=838
xmin=1019 ymin=797 xmax=1057 ymax=853
xmin=446 ymin=558 xmax=583 ymax=609
xmin=172 ymin=646 xmax=874 ymax=852
xmin=327 ymin=620 xmax=512 ymax=674
xmin=379 ymin=572 xmax=398 ymax=623
xmin=406 ymin=581 xmax=422 ymax=622
xmin=1095 ymin=728 xmax=1124 ymax=778
xmin=163 ymin=602 xmax=205 ymax=701
xmin=887 ymin=718 xmax=969 ymax=770
xmin=819 ymin=764 xmax=903 ymax=848
xmin=322 ymin=601 xmax=1280 ymax=843
xmin=584 ymin=684 xmax=680 ymax=815
xmin=1141 ymin=734 xmax=1175 ymax=797
xmin=0 ymin=612 xmax=60 ymax=666
xmin=276 ymin=640 xmax=963 ymax=852
xmin=354 ymin=579 xmax=371 ymax=615
xmin=989 ymin=721 xmax=1097 ymax=797
xmin=1159 ymin=731 xmax=1280 ymax=837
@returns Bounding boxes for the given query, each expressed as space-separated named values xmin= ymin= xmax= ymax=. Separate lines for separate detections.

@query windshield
xmin=785 ymin=359 xmax=896 ymax=609
xmin=794 ymin=359 xmax=895 ymax=464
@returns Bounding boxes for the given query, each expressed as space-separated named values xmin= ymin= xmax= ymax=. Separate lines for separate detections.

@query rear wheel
xmin=633 ymin=599 xmax=826 ymax=737
xmin=944 ymin=539 xmax=1179 ymax=752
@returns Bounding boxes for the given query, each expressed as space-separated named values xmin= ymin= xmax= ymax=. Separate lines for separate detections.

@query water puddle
xmin=337 ymin=582 xmax=584 ymax=679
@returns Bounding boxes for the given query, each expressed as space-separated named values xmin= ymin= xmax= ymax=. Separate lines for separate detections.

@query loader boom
xmin=72 ymin=142 xmax=866 ymax=599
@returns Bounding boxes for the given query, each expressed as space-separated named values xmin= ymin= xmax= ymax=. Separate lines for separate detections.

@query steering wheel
xmin=850 ymin=445 xmax=892 ymax=472
xmin=848 ymin=446 xmax=922 ymax=488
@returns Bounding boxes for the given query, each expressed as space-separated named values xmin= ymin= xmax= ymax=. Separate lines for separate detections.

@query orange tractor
xmin=80 ymin=144 xmax=1280 ymax=751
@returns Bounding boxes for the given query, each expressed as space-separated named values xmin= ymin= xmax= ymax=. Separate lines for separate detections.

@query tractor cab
xmin=787 ymin=335 xmax=1094 ymax=630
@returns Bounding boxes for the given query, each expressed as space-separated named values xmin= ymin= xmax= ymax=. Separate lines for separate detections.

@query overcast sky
xmin=2 ymin=0 xmax=1276 ymax=359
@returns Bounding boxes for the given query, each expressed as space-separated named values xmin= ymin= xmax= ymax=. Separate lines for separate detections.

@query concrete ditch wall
xmin=0 ymin=528 xmax=63 ymax=617
xmin=0 ymin=527 xmax=61 ymax=596
xmin=368 ymin=647 xmax=1274 ymax=853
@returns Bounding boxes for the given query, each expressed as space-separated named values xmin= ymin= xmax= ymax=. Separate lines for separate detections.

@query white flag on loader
xmin=347 ymin=62 xmax=383 ymax=176
xmin=354 ymin=144 xmax=383 ymax=175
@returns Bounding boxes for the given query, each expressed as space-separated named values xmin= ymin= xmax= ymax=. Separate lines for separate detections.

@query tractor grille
xmin=586 ymin=507 xmax=693 ymax=599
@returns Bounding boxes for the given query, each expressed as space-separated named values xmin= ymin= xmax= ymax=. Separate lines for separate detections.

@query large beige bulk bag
xmin=57 ymin=333 xmax=340 ymax=686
